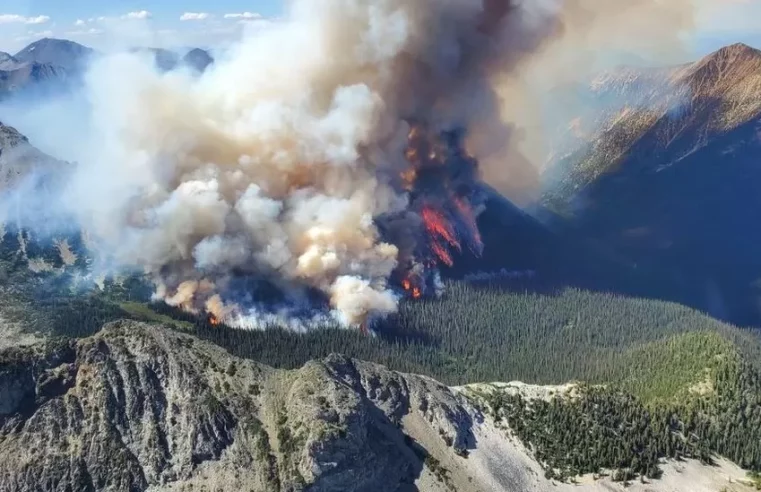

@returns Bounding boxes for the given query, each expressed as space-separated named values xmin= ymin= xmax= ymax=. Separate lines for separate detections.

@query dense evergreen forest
xmin=4 ymin=232 xmax=761 ymax=481
xmin=466 ymin=331 xmax=761 ymax=481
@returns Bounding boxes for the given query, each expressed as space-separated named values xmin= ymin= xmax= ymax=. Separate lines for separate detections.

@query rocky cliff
xmin=0 ymin=321 xmax=754 ymax=492
xmin=0 ymin=321 xmax=489 ymax=492
xmin=0 ymin=121 xmax=62 ymax=190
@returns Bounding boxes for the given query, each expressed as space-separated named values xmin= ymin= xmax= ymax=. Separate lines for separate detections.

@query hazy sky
xmin=0 ymin=0 xmax=760 ymax=56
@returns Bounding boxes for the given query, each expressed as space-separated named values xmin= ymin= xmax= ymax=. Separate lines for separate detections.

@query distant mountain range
xmin=0 ymin=38 xmax=215 ymax=99
xmin=129 ymin=46 xmax=215 ymax=72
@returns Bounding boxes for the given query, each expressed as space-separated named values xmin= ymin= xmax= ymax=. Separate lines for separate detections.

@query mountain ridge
xmin=0 ymin=38 xmax=215 ymax=98
xmin=0 ymin=321 xmax=755 ymax=492
xmin=542 ymin=41 xmax=761 ymax=325
xmin=549 ymin=42 xmax=761 ymax=191
xmin=0 ymin=120 xmax=64 ymax=190
xmin=13 ymin=38 xmax=94 ymax=73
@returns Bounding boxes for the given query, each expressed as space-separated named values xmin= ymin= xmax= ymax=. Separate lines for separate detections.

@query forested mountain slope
xmin=1 ymin=114 xmax=761 ymax=489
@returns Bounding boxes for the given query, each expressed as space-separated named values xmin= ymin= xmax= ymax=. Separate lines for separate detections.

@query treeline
xmin=3 ymin=227 xmax=758 ymax=386
xmin=137 ymin=280 xmax=761 ymax=389
xmin=482 ymin=386 xmax=702 ymax=482
xmin=474 ymin=346 xmax=761 ymax=481
xmin=14 ymin=266 xmax=761 ymax=391
xmin=5 ymin=236 xmax=761 ymax=477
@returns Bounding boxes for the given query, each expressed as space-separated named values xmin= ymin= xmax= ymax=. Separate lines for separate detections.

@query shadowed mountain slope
xmin=543 ymin=43 xmax=761 ymax=325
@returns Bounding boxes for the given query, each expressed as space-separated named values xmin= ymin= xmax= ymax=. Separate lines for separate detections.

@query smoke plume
xmin=2 ymin=0 xmax=699 ymax=328
xmin=485 ymin=0 xmax=699 ymax=194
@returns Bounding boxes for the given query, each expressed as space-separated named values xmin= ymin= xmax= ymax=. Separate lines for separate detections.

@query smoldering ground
xmin=0 ymin=0 xmax=701 ymax=329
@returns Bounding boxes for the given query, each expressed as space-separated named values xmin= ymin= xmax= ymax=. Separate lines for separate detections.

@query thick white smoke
xmin=1 ymin=0 xmax=699 ymax=328
xmin=49 ymin=0 xmax=560 ymax=327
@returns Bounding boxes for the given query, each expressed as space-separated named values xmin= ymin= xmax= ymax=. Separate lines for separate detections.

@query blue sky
xmin=0 ymin=0 xmax=283 ymax=52
xmin=1 ymin=0 xmax=281 ymax=24
xmin=0 ymin=0 xmax=760 ymax=57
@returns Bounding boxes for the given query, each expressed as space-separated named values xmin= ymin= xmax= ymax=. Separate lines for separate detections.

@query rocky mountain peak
xmin=182 ymin=48 xmax=214 ymax=72
xmin=676 ymin=42 xmax=761 ymax=98
xmin=0 ymin=51 xmax=18 ymax=68
xmin=0 ymin=122 xmax=29 ymax=151
xmin=13 ymin=38 xmax=93 ymax=72
xmin=709 ymin=42 xmax=761 ymax=63
xmin=0 ymin=322 xmax=504 ymax=492
xmin=0 ymin=121 xmax=63 ymax=191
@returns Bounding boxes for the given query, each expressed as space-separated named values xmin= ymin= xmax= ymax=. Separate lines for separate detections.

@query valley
xmin=2 ymin=31 xmax=761 ymax=492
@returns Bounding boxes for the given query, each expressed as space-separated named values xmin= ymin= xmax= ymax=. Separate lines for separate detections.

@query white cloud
xmin=0 ymin=14 xmax=51 ymax=25
xmin=1 ymin=8 xmax=262 ymax=53
xmin=223 ymin=12 xmax=263 ymax=20
xmin=180 ymin=12 xmax=211 ymax=21
xmin=25 ymin=15 xmax=50 ymax=25
xmin=122 ymin=11 xmax=152 ymax=20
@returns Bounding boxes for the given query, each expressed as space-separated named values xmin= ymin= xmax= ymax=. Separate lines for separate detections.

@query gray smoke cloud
xmin=0 ymin=0 xmax=700 ymax=328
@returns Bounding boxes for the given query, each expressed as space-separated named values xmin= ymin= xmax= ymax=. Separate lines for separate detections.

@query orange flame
xmin=430 ymin=241 xmax=454 ymax=267
xmin=208 ymin=314 xmax=221 ymax=326
xmin=399 ymin=122 xmax=484 ymax=274
xmin=408 ymin=125 xmax=423 ymax=140
xmin=421 ymin=207 xmax=461 ymax=250
xmin=401 ymin=276 xmax=423 ymax=299
xmin=405 ymin=147 xmax=420 ymax=165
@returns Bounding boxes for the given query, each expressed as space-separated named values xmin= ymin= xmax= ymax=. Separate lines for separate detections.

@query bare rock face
xmin=0 ymin=121 xmax=29 ymax=152
xmin=0 ymin=322 xmax=482 ymax=492
xmin=0 ymin=324 xmax=251 ymax=491
xmin=0 ymin=121 xmax=62 ymax=191
xmin=1 ymin=323 xmax=756 ymax=492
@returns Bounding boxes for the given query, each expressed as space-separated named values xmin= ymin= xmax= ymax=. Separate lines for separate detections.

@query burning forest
xmin=0 ymin=0 xmax=700 ymax=331
xmin=33 ymin=0 xmax=555 ymax=331
xmin=388 ymin=123 xmax=485 ymax=302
